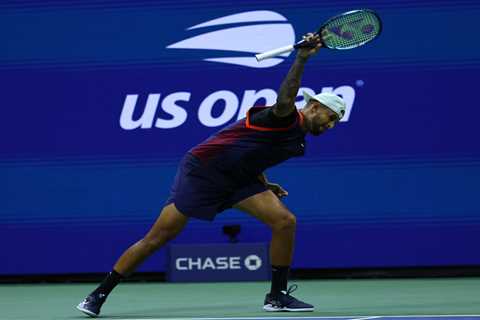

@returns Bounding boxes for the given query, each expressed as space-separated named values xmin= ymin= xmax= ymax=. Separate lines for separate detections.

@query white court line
xmin=351 ymin=317 xmax=381 ymax=320
xmin=115 ymin=315 xmax=480 ymax=320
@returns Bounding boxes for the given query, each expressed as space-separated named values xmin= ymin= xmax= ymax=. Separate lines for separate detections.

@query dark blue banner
xmin=1 ymin=0 xmax=479 ymax=275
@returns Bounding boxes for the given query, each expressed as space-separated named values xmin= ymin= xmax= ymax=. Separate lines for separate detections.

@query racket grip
xmin=255 ymin=45 xmax=295 ymax=61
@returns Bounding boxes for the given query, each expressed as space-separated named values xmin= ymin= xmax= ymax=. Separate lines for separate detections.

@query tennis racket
xmin=255 ymin=9 xmax=382 ymax=61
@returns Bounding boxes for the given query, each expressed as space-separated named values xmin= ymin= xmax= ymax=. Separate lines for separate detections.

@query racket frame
xmin=315 ymin=8 xmax=383 ymax=50
xmin=255 ymin=9 xmax=382 ymax=61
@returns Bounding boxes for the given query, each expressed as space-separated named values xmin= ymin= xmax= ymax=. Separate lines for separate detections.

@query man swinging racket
xmin=77 ymin=32 xmax=346 ymax=317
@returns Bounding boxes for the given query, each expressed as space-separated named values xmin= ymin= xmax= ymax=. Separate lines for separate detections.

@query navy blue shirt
xmin=190 ymin=106 xmax=306 ymax=182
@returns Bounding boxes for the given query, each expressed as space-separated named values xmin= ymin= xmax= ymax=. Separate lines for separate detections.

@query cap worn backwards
xmin=302 ymin=91 xmax=346 ymax=120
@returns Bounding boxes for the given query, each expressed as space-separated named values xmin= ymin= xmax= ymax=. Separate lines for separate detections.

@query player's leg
xmin=235 ymin=190 xmax=295 ymax=266
xmin=113 ymin=203 xmax=188 ymax=275
xmin=233 ymin=190 xmax=314 ymax=312
xmin=76 ymin=203 xmax=188 ymax=317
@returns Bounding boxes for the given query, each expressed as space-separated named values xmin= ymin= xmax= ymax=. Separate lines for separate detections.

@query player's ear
xmin=311 ymin=103 xmax=320 ymax=112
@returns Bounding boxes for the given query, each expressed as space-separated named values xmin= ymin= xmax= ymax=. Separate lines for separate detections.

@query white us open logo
xmin=167 ymin=10 xmax=295 ymax=68
xmin=244 ymin=255 xmax=262 ymax=271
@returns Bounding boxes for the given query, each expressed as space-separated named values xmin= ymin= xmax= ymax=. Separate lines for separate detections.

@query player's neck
xmin=299 ymin=109 xmax=309 ymax=134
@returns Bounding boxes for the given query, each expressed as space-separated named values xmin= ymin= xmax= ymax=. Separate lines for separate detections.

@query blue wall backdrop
xmin=1 ymin=0 xmax=480 ymax=274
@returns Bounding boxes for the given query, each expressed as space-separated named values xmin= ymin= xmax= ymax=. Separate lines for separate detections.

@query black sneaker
xmin=263 ymin=284 xmax=314 ymax=312
xmin=76 ymin=293 xmax=107 ymax=317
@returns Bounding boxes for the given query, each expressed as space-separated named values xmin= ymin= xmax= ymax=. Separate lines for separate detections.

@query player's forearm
xmin=275 ymin=55 xmax=308 ymax=116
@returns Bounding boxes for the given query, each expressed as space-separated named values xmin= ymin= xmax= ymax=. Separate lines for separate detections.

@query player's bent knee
xmin=271 ymin=213 xmax=296 ymax=232
xmin=142 ymin=227 xmax=180 ymax=252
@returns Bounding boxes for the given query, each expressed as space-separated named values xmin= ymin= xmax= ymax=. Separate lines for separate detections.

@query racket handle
xmin=255 ymin=45 xmax=295 ymax=61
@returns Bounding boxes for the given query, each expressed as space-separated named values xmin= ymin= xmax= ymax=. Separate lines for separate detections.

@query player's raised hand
xmin=297 ymin=32 xmax=322 ymax=60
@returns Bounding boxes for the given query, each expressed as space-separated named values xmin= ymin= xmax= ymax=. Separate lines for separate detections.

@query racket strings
xmin=323 ymin=12 xmax=381 ymax=50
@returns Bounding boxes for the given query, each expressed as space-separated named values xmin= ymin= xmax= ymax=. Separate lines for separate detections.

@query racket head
xmin=318 ymin=9 xmax=382 ymax=50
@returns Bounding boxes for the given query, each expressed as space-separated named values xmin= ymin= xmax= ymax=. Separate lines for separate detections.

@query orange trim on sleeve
xmin=298 ymin=110 xmax=304 ymax=127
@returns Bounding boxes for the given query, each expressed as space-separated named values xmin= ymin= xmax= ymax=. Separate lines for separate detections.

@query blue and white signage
xmin=167 ymin=243 xmax=269 ymax=282
xmin=1 ymin=0 xmax=480 ymax=275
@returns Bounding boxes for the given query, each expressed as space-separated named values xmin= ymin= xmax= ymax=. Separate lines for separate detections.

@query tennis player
xmin=77 ymin=32 xmax=346 ymax=317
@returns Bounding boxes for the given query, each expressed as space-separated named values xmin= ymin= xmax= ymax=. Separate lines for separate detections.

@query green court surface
xmin=0 ymin=278 xmax=479 ymax=319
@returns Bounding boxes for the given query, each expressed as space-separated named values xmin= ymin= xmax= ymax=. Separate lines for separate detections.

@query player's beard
xmin=312 ymin=125 xmax=326 ymax=136
xmin=305 ymin=115 xmax=328 ymax=136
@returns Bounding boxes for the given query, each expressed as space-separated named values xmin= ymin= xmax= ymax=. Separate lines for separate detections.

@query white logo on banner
xmin=167 ymin=10 xmax=295 ymax=68
xmin=244 ymin=255 xmax=262 ymax=271
xmin=174 ymin=255 xmax=263 ymax=271
xmin=119 ymin=85 xmax=357 ymax=130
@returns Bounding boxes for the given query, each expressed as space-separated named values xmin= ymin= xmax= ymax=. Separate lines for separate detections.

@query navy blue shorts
xmin=165 ymin=153 xmax=268 ymax=221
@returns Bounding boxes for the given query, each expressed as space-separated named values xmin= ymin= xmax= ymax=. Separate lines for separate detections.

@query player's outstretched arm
xmin=273 ymin=33 xmax=322 ymax=117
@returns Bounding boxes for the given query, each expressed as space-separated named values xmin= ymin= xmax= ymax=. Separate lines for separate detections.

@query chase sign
xmin=167 ymin=243 xmax=269 ymax=282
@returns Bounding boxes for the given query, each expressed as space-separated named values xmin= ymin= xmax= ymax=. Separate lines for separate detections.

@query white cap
xmin=303 ymin=91 xmax=346 ymax=120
